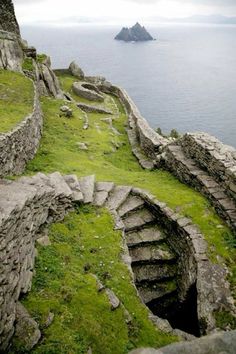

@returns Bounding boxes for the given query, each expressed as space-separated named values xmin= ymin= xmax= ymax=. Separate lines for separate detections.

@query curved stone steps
xmin=126 ymin=226 xmax=166 ymax=248
xmin=117 ymin=194 xmax=145 ymax=218
xmin=105 ymin=185 xmax=132 ymax=210
xmin=129 ymin=244 xmax=176 ymax=264
xmin=133 ymin=263 xmax=177 ymax=283
xmin=137 ymin=279 xmax=177 ymax=304
xmin=164 ymin=144 xmax=236 ymax=231
xmin=122 ymin=208 xmax=156 ymax=232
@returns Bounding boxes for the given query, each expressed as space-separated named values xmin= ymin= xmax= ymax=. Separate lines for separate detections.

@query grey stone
xmin=79 ymin=175 xmax=95 ymax=204
xmin=122 ymin=208 xmax=155 ymax=232
xmin=129 ymin=330 xmax=236 ymax=354
xmin=105 ymin=186 xmax=132 ymax=210
xmin=60 ymin=105 xmax=73 ymax=118
xmin=118 ymin=195 xmax=144 ymax=217
xmin=105 ymin=288 xmax=120 ymax=310
xmin=77 ymin=103 xmax=112 ymax=115
xmin=36 ymin=235 xmax=51 ymax=247
xmin=11 ymin=302 xmax=41 ymax=351
xmin=69 ymin=61 xmax=85 ymax=79
xmin=76 ymin=142 xmax=88 ymax=150
xmin=72 ymin=82 xmax=104 ymax=102
xmin=129 ymin=244 xmax=175 ymax=263
xmin=126 ymin=227 xmax=165 ymax=247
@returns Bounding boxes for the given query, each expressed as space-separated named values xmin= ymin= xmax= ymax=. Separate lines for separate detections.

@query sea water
xmin=21 ymin=24 xmax=236 ymax=147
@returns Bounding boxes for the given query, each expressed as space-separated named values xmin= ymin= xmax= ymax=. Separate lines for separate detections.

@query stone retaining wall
xmin=99 ymin=83 xmax=168 ymax=160
xmin=181 ymin=133 xmax=236 ymax=202
xmin=0 ymin=84 xmax=43 ymax=177
xmin=0 ymin=172 xmax=73 ymax=351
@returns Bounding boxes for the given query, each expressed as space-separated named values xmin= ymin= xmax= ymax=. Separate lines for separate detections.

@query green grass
xmin=19 ymin=206 xmax=176 ymax=354
xmin=0 ymin=69 xmax=34 ymax=132
xmin=20 ymin=71 xmax=236 ymax=352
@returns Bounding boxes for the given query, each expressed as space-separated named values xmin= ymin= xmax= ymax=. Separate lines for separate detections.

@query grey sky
xmin=13 ymin=0 xmax=236 ymax=25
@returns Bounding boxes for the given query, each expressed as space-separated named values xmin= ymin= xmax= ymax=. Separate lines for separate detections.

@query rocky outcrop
xmin=0 ymin=0 xmax=20 ymax=36
xmin=0 ymin=30 xmax=24 ymax=71
xmin=35 ymin=55 xmax=64 ymax=99
xmin=129 ymin=330 xmax=236 ymax=354
xmin=0 ymin=84 xmax=43 ymax=177
xmin=115 ymin=23 xmax=154 ymax=42
xmin=69 ymin=61 xmax=85 ymax=79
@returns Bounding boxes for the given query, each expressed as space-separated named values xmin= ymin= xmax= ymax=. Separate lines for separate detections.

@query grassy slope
xmin=0 ymin=70 xmax=34 ymax=132
xmin=19 ymin=72 xmax=236 ymax=353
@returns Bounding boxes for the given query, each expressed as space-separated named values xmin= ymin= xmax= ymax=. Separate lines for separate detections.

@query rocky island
xmin=115 ymin=22 xmax=154 ymax=42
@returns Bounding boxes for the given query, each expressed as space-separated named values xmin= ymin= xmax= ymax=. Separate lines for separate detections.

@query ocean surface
xmin=21 ymin=24 xmax=236 ymax=147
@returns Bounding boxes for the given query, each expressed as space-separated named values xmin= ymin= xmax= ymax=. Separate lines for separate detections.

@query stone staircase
xmin=163 ymin=143 xmax=236 ymax=232
xmin=1 ymin=171 xmax=236 ymax=350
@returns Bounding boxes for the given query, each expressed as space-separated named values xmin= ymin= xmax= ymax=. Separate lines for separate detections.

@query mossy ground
xmin=0 ymin=69 xmax=34 ymax=132
xmin=18 ymin=206 xmax=176 ymax=354
xmin=19 ymin=71 xmax=236 ymax=352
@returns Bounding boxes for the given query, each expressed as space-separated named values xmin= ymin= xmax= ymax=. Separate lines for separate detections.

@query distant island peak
xmin=115 ymin=22 xmax=154 ymax=42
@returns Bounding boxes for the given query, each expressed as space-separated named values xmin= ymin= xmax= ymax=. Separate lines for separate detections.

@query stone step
xmin=137 ymin=279 xmax=177 ymax=304
xmin=105 ymin=185 xmax=132 ymax=210
xmin=48 ymin=172 xmax=72 ymax=199
xmin=129 ymin=243 xmax=175 ymax=264
xmin=127 ymin=129 xmax=155 ymax=170
xmin=93 ymin=181 xmax=115 ymax=207
xmin=63 ymin=174 xmax=84 ymax=203
xmin=164 ymin=144 xmax=236 ymax=229
xmin=118 ymin=195 xmax=145 ymax=218
xmin=79 ymin=175 xmax=95 ymax=204
xmin=132 ymin=263 xmax=177 ymax=283
xmin=122 ymin=208 xmax=155 ymax=232
xmin=126 ymin=226 xmax=165 ymax=248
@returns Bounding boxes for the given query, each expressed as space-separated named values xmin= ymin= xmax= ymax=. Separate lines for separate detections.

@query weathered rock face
xmin=115 ymin=22 xmax=154 ymax=42
xmin=0 ymin=0 xmax=20 ymax=35
xmin=69 ymin=61 xmax=85 ymax=79
xmin=35 ymin=55 xmax=64 ymax=99
xmin=0 ymin=85 xmax=43 ymax=177
xmin=129 ymin=330 xmax=236 ymax=354
xmin=0 ymin=30 xmax=24 ymax=71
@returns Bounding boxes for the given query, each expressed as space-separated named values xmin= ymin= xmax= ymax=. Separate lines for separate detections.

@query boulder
xmin=69 ymin=61 xmax=85 ymax=79
xmin=11 ymin=303 xmax=41 ymax=352
xmin=129 ymin=330 xmax=236 ymax=354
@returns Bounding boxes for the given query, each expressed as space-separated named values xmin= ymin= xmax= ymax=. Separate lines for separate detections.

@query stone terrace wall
xmin=0 ymin=84 xmax=43 ymax=177
xmin=99 ymin=82 xmax=168 ymax=161
xmin=181 ymin=133 xmax=236 ymax=202
xmin=0 ymin=172 xmax=73 ymax=351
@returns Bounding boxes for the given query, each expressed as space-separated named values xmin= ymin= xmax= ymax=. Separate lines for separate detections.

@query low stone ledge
xmin=181 ymin=133 xmax=236 ymax=203
xmin=98 ymin=82 xmax=169 ymax=161
xmin=0 ymin=83 xmax=42 ymax=177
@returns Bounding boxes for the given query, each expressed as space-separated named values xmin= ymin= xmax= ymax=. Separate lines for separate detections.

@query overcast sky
xmin=14 ymin=0 xmax=236 ymax=25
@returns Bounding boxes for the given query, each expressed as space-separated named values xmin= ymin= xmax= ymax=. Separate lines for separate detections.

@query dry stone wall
xmin=181 ymin=133 xmax=236 ymax=202
xmin=0 ymin=172 xmax=73 ymax=351
xmin=99 ymin=82 xmax=168 ymax=161
xmin=0 ymin=84 xmax=43 ymax=177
